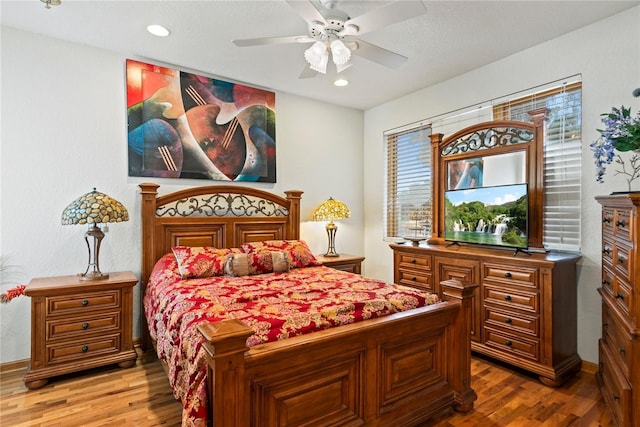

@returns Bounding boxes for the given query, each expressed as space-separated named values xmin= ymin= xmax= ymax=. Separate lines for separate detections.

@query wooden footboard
xmin=198 ymin=279 xmax=477 ymax=426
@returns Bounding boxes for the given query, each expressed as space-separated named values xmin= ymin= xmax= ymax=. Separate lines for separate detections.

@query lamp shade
xmin=312 ymin=197 xmax=350 ymax=222
xmin=62 ymin=188 xmax=129 ymax=225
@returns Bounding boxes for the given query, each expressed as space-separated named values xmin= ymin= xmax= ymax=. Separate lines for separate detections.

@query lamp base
xmin=78 ymin=271 xmax=109 ymax=281
xmin=323 ymin=251 xmax=340 ymax=257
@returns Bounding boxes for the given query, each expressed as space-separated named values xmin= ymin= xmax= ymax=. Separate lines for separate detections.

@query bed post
xmin=198 ymin=320 xmax=254 ymax=427
xmin=139 ymin=182 xmax=159 ymax=352
xmin=284 ymin=190 xmax=303 ymax=240
xmin=440 ymin=278 xmax=478 ymax=412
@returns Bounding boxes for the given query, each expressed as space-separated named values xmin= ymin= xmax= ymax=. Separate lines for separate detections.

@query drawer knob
xmin=615 ymin=293 xmax=625 ymax=300
xmin=603 ymin=217 xmax=611 ymax=224
xmin=505 ymin=340 xmax=513 ymax=347
xmin=615 ymin=220 xmax=625 ymax=227
xmin=602 ymin=248 xmax=611 ymax=255
xmin=82 ymin=322 xmax=89 ymax=330
xmin=504 ymin=272 xmax=512 ymax=278
xmin=619 ymin=348 xmax=626 ymax=355
xmin=505 ymin=318 xmax=512 ymax=324
xmin=412 ymin=276 xmax=417 ymax=281
xmin=602 ymin=279 xmax=610 ymax=286
xmin=81 ymin=299 xmax=89 ymax=307
xmin=410 ymin=259 xmax=416 ymax=264
xmin=618 ymin=257 xmax=626 ymax=264
xmin=81 ymin=345 xmax=89 ymax=353
xmin=504 ymin=295 xmax=512 ymax=301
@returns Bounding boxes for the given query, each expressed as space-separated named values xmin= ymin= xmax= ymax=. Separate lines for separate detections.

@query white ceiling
xmin=2 ymin=0 xmax=638 ymax=110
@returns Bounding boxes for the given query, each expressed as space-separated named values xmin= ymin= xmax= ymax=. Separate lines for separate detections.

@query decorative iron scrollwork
xmin=157 ymin=193 xmax=289 ymax=217
xmin=442 ymin=127 xmax=534 ymax=157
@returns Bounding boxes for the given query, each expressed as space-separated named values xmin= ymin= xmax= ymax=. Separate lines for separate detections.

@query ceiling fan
xmin=232 ymin=0 xmax=427 ymax=78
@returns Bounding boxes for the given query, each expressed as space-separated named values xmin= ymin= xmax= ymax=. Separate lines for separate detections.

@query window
xmin=493 ymin=82 xmax=582 ymax=252
xmin=384 ymin=77 xmax=582 ymax=252
xmin=384 ymin=124 xmax=431 ymax=240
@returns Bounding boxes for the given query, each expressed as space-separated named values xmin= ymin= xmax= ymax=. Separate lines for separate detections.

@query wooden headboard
xmin=138 ymin=182 xmax=302 ymax=350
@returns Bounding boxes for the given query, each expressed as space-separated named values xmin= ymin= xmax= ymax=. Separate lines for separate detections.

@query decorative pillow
xmin=224 ymin=251 xmax=290 ymax=277
xmin=171 ymin=246 xmax=242 ymax=279
xmin=241 ymin=240 xmax=321 ymax=269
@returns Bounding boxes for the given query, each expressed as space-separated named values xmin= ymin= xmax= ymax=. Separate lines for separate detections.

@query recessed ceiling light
xmin=334 ymin=79 xmax=349 ymax=87
xmin=147 ymin=24 xmax=171 ymax=37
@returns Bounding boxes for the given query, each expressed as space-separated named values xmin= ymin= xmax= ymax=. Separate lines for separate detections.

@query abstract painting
xmin=126 ymin=59 xmax=276 ymax=182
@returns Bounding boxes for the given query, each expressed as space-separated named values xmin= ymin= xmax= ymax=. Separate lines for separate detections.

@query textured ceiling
xmin=2 ymin=0 xmax=638 ymax=110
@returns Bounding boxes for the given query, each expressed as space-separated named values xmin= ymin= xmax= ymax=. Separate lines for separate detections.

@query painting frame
xmin=126 ymin=59 xmax=277 ymax=182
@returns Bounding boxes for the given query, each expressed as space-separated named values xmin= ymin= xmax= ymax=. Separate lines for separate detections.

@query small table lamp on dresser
xmin=312 ymin=197 xmax=350 ymax=257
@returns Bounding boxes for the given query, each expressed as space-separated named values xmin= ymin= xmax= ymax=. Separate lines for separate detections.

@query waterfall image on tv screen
xmin=444 ymin=183 xmax=528 ymax=249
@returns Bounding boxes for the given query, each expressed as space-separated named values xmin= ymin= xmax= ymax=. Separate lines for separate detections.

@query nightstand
xmin=23 ymin=271 xmax=138 ymax=390
xmin=316 ymin=254 xmax=365 ymax=274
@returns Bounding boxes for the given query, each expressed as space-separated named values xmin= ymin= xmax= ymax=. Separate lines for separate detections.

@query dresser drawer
xmin=601 ymin=265 xmax=615 ymax=295
xmin=484 ymin=327 xmax=539 ymax=361
xmin=599 ymin=340 xmax=632 ymax=427
xmin=46 ymin=334 xmax=121 ymax=365
xmin=482 ymin=263 xmax=537 ymax=289
xmin=613 ymin=243 xmax=633 ymax=282
xmin=47 ymin=290 xmax=121 ymax=316
xmin=484 ymin=306 xmax=539 ymax=337
xmin=397 ymin=252 xmax=431 ymax=271
xmin=602 ymin=237 xmax=614 ymax=269
xmin=612 ymin=277 xmax=633 ymax=317
xmin=397 ymin=269 xmax=432 ymax=291
xmin=484 ymin=284 xmax=539 ymax=314
xmin=602 ymin=207 xmax=615 ymax=237
xmin=47 ymin=312 xmax=120 ymax=341
xmin=602 ymin=305 xmax=633 ymax=378
xmin=612 ymin=208 xmax=633 ymax=244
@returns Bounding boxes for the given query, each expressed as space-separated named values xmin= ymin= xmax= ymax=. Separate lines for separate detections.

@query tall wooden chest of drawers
xmin=23 ymin=271 xmax=138 ymax=390
xmin=391 ymin=243 xmax=581 ymax=386
xmin=596 ymin=195 xmax=640 ymax=426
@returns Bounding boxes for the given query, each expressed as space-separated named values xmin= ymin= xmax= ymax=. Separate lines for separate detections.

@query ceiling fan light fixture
xmin=330 ymin=39 xmax=351 ymax=65
xmin=336 ymin=61 xmax=352 ymax=73
xmin=334 ymin=78 xmax=349 ymax=87
xmin=305 ymin=41 xmax=329 ymax=74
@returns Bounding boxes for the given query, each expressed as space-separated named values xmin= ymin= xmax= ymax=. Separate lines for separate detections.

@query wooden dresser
xmin=23 ymin=271 xmax=138 ymax=389
xmin=391 ymin=243 xmax=581 ymax=386
xmin=596 ymin=195 xmax=639 ymax=426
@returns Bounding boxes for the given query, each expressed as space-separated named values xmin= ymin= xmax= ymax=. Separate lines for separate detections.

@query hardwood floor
xmin=0 ymin=350 xmax=614 ymax=427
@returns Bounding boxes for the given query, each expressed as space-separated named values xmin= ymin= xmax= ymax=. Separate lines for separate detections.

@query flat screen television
xmin=444 ymin=183 xmax=528 ymax=251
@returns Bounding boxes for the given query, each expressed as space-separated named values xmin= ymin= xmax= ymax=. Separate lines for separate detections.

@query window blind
xmin=493 ymin=82 xmax=582 ymax=252
xmin=385 ymin=125 xmax=431 ymax=239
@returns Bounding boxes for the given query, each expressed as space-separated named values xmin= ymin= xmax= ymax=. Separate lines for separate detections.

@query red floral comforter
xmin=144 ymin=254 xmax=440 ymax=427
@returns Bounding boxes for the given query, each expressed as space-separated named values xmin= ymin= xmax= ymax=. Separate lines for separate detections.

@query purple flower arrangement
xmin=590 ymin=91 xmax=640 ymax=190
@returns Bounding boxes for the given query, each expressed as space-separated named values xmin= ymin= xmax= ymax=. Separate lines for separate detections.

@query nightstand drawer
xmin=47 ymin=290 xmax=120 ymax=316
xmin=47 ymin=334 xmax=121 ymax=365
xmin=47 ymin=312 xmax=120 ymax=341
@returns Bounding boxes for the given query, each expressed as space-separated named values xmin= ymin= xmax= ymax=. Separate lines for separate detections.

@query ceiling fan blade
xmin=351 ymin=39 xmax=408 ymax=69
xmin=232 ymin=35 xmax=314 ymax=47
xmin=285 ymin=0 xmax=327 ymax=25
xmin=344 ymin=1 xmax=427 ymax=36
xmin=298 ymin=63 xmax=318 ymax=79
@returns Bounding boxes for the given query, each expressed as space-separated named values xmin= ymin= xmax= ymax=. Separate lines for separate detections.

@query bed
xmin=139 ymin=183 xmax=477 ymax=426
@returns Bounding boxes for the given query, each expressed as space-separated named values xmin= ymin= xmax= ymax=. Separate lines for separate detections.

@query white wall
xmin=363 ymin=6 xmax=640 ymax=364
xmin=0 ymin=27 xmax=364 ymax=364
